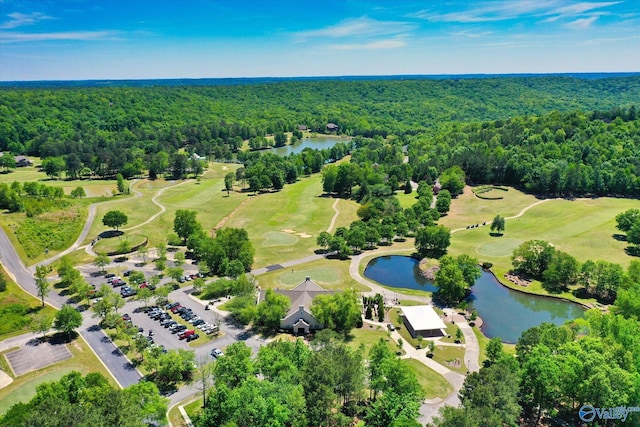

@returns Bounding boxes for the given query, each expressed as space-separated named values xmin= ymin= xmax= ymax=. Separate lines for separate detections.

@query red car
xmin=179 ymin=330 xmax=195 ymax=340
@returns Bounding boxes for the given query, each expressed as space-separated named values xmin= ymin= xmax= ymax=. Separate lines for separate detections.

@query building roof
xmin=402 ymin=305 xmax=446 ymax=331
xmin=262 ymin=277 xmax=333 ymax=318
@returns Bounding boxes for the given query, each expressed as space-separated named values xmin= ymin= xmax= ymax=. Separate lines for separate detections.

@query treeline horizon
xmin=1 ymin=76 xmax=639 ymax=198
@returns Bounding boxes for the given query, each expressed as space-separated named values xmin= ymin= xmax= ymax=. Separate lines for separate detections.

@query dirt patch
xmin=281 ymin=228 xmax=295 ymax=233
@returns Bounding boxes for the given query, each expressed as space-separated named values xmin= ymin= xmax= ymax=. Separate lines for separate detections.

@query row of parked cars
xmin=166 ymin=302 xmax=220 ymax=335
xmin=121 ymin=313 xmax=166 ymax=353
xmin=145 ymin=306 xmax=199 ymax=342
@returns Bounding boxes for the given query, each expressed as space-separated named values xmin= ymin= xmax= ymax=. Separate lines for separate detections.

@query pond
xmin=363 ymin=255 xmax=585 ymax=343
xmin=269 ymin=137 xmax=347 ymax=156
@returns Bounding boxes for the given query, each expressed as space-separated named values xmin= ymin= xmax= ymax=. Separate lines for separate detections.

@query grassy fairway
xmin=448 ymin=195 xmax=639 ymax=270
xmin=223 ymin=174 xmax=359 ymax=267
xmin=256 ymin=258 xmax=367 ymax=291
xmin=439 ymin=186 xmax=539 ymax=231
xmin=403 ymin=358 xmax=454 ymax=399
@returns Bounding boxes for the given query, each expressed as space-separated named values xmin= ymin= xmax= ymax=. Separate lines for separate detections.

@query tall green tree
xmin=490 ymin=214 xmax=505 ymax=235
xmin=54 ymin=304 xmax=83 ymax=339
xmin=256 ymin=289 xmax=290 ymax=333
xmin=224 ymin=172 xmax=235 ymax=196
xmin=415 ymin=225 xmax=450 ymax=259
xmin=174 ymin=209 xmax=202 ymax=244
xmin=34 ymin=264 xmax=50 ymax=307
xmin=310 ymin=289 xmax=361 ymax=336
xmin=102 ymin=210 xmax=128 ymax=230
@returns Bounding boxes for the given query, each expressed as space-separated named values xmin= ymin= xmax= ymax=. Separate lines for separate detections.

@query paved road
xmin=0 ymin=225 xmax=143 ymax=388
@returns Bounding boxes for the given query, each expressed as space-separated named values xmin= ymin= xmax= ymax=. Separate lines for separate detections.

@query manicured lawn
xmin=92 ymin=232 xmax=147 ymax=254
xmin=473 ymin=326 xmax=490 ymax=364
xmin=431 ymin=345 xmax=467 ymax=375
xmin=0 ymin=268 xmax=57 ymax=340
xmin=395 ymin=192 xmax=419 ymax=209
xmin=448 ymin=194 xmax=638 ymax=270
xmin=256 ymin=258 xmax=368 ymax=291
xmin=403 ymin=358 xmax=454 ymax=399
xmin=345 ymin=326 xmax=397 ymax=354
xmin=184 ymin=397 xmax=205 ymax=419
xmin=0 ymin=367 xmax=76 ymax=415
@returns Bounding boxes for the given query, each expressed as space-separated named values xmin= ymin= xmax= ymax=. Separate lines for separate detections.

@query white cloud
xmin=565 ymin=16 xmax=599 ymax=29
xmin=295 ymin=16 xmax=416 ymax=41
xmin=0 ymin=12 xmax=54 ymax=29
xmin=0 ymin=30 xmax=121 ymax=43
xmin=331 ymin=38 xmax=406 ymax=50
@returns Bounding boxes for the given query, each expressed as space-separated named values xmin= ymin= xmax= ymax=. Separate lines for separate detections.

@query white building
xmin=401 ymin=305 xmax=447 ymax=338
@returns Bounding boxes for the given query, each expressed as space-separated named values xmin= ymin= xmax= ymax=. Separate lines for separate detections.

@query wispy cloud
xmin=295 ymin=17 xmax=415 ymax=41
xmin=0 ymin=12 xmax=54 ymax=29
xmin=413 ymin=0 xmax=620 ymax=24
xmin=0 ymin=30 xmax=122 ymax=43
xmin=451 ymin=30 xmax=493 ymax=38
xmin=331 ymin=38 xmax=406 ymax=50
xmin=565 ymin=15 xmax=600 ymax=29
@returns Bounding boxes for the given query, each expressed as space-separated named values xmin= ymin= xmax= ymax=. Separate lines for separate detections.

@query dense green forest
xmin=1 ymin=76 xmax=639 ymax=173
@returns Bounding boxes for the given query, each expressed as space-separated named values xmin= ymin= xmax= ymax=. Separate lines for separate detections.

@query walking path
xmin=326 ymin=198 xmax=340 ymax=233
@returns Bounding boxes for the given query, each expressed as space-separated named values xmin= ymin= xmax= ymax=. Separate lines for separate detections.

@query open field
xmin=256 ymin=258 xmax=367 ymax=291
xmin=448 ymin=194 xmax=639 ymax=270
xmin=404 ymin=358 xmax=454 ymax=399
xmin=0 ymin=336 xmax=117 ymax=415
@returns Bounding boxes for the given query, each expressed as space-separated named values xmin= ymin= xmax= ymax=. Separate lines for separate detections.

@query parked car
xmin=210 ymin=348 xmax=224 ymax=358
xmin=122 ymin=313 xmax=131 ymax=321
xmin=105 ymin=273 xmax=116 ymax=279
xmin=112 ymin=279 xmax=126 ymax=287
xmin=123 ymin=270 xmax=132 ymax=277
xmin=170 ymin=305 xmax=183 ymax=313
xmin=186 ymin=333 xmax=199 ymax=342
xmin=171 ymin=325 xmax=187 ymax=334
xmin=164 ymin=321 xmax=177 ymax=329
xmin=192 ymin=319 xmax=205 ymax=326
xmin=179 ymin=330 xmax=195 ymax=340
xmin=166 ymin=302 xmax=180 ymax=310
xmin=387 ymin=323 xmax=396 ymax=331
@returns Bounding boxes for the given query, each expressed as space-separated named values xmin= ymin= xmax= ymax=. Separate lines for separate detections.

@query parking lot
xmin=5 ymin=339 xmax=72 ymax=376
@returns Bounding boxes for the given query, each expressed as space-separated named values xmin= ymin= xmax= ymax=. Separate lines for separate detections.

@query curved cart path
xmin=450 ymin=198 xmax=552 ymax=234
xmin=326 ymin=198 xmax=340 ymax=233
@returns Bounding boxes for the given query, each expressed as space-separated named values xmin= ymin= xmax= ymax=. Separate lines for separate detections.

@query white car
xmin=210 ymin=348 xmax=224 ymax=358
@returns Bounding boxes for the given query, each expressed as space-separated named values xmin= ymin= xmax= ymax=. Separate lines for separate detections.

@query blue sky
xmin=1 ymin=0 xmax=638 ymax=81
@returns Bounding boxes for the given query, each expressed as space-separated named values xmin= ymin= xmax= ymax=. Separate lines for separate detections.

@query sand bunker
xmin=281 ymin=229 xmax=295 ymax=233
xmin=297 ymin=233 xmax=312 ymax=238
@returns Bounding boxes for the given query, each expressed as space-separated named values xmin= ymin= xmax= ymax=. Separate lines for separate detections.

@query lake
xmin=269 ymin=137 xmax=346 ymax=156
xmin=363 ymin=255 xmax=585 ymax=343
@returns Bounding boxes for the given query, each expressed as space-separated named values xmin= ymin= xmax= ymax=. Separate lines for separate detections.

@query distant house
xmin=297 ymin=125 xmax=308 ymax=131
xmin=259 ymin=277 xmax=334 ymax=335
xmin=15 ymin=156 xmax=33 ymax=167
xmin=401 ymin=305 xmax=446 ymax=338
xmin=326 ymin=123 xmax=339 ymax=133
xmin=191 ymin=153 xmax=205 ymax=161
